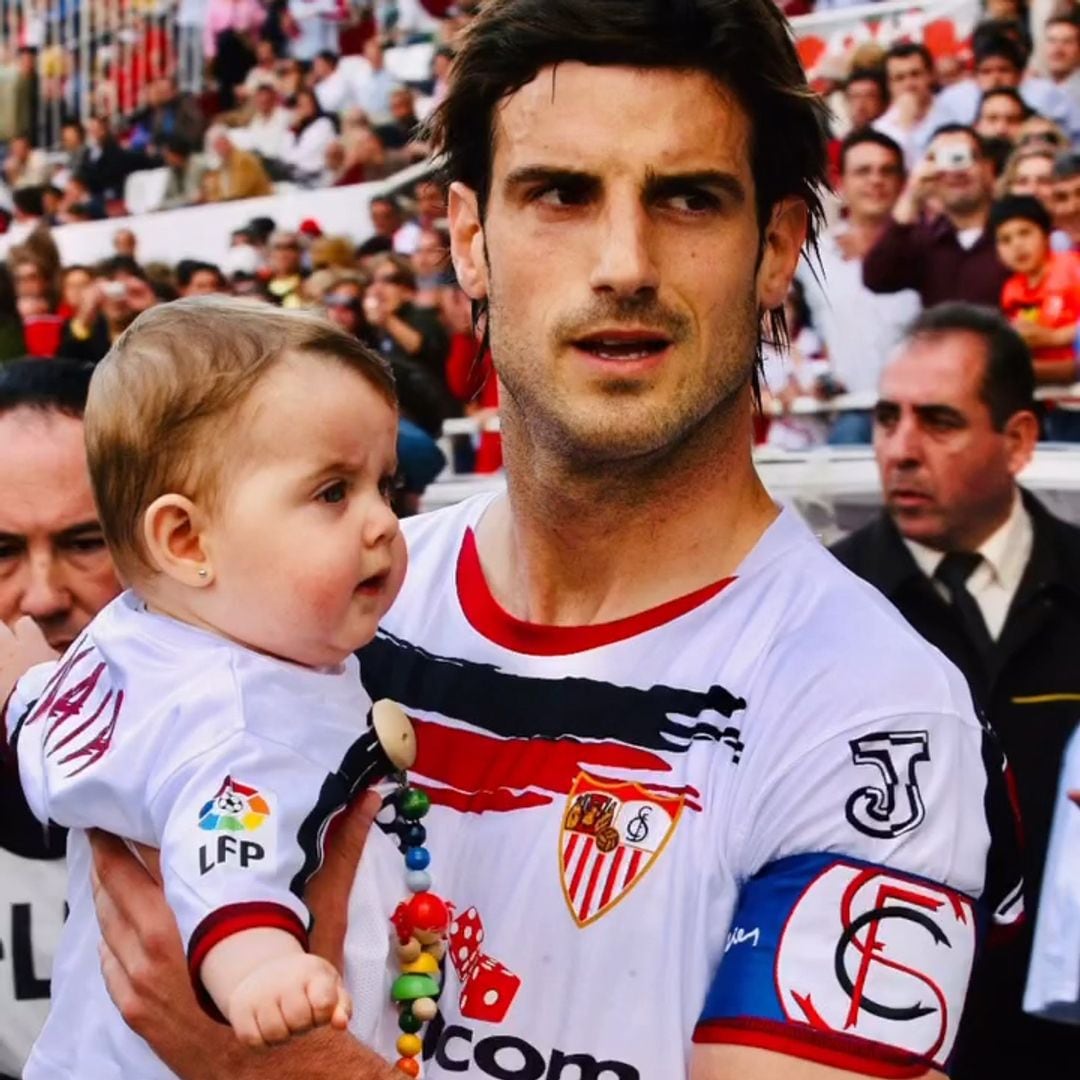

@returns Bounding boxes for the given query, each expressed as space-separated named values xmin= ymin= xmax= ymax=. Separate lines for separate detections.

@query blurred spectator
xmin=286 ymin=0 xmax=342 ymax=61
xmin=265 ymin=230 xmax=306 ymax=307
xmin=236 ymin=39 xmax=282 ymax=102
xmin=312 ymin=50 xmax=353 ymax=114
xmin=58 ymin=266 xmax=93 ymax=320
xmin=1050 ymin=150 xmax=1080 ymax=248
xmin=177 ymin=261 xmax=227 ymax=297
xmin=56 ymin=120 xmax=87 ymax=178
xmin=395 ymin=418 xmax=447 ymax=517
xmin=112 ymin=229 xmax=138 ymax=260
xmin=284 ymin=88 xmax=337 ymax=185
xmin=309 ymin=234 xmax=356 ymax=270
xmin=928 ymin=28 xmax=1080 ymax=146
xmin=322 ymin=275 xmax=370 ymax=338
xmin=429 ymin=44 xmax=455 ymax=107
xmin=355 ymin=38 xmax=397 ymax=122
xmin=9 ymin=253 xmax=55 ymax=320
xmin=992 ymin=194 xmax=1080 ymax=385
xmin=365 ymin=252 xmax=454 ymax=435
xmin=1044 ymin=15 xmax=1080 ymax=110
xmin=976 ymin=87 xmax=1031 ymax=142
xmin=2 ymin=136 xmax=49 ymax=191
xmin=798 ymin=130 xmax=921 ymax=444
xmin=376 ymin=86 xmax=423 ymax=151
xmin=205 ymin=126 xmax=273 ymax=201
xmin=412 ymin=228 xmax=450 ymax=308
xmin=832 ymin=303 xmax=1080 ymax=1080
xmin=13 ymin=47 xmax=39 ymax=146
xmin=864 ymin=125 xmax=1009 ymax=307
xmin=205 ymin=0 xmax=266 ymax=109
xmin=0 ymin=266 xmax=26 ymax=364
xmin=369 ymin=193 xmax=407 ymax=244
xmin=1000 ymin=144 xmax=1057 ymax=219
xmin=843 ymin=68 xmax=888 ymax=134
xmin=57 ymin=257 xmax=158 ymax=363
xmin=234 ymin=82 xmax=293 ymax=174
xmin=876 ymin=42 xmax=938 ymax=168
xmin=159 ymin=137 xmax=207 ymax=210
xmin=78 ymin=116 xmax=136 ymax=208
xmin=129 ymin=76 xmax=206 ymax=154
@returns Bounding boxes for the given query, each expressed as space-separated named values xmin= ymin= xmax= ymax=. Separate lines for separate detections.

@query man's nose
xmin=19 ymin=552 xmax=69 ymax=621
xmin=589 ymin=199 xmax=660 ymax=299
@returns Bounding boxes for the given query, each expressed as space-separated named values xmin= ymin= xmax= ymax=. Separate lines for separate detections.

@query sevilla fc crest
xmin=560 ymin=771 xmax=684 ymax=927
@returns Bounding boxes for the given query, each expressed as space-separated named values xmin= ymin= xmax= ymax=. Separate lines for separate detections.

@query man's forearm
xmin=385 ymin=313 xmax=424 ymax=356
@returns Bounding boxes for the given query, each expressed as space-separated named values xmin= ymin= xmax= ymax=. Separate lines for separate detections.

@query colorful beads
xmin=398 ymin=786 xmax=431 ymax=820
xmin=389 ymin=776 xmax=448 ymax=1078
xmin=406 ymin=846 xmax=431 ymax=871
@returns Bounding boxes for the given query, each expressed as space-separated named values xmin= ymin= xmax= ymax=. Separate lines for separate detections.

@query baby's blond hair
xmin=85 ymin=296 xmax=396 ymax=580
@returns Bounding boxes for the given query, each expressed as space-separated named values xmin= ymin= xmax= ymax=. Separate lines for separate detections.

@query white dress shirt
xmin=904 ymin=491 xmax=1034 ymax=641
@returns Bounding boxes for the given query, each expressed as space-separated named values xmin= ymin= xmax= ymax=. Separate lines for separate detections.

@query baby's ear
xmin=142 ymin=494 xmax=214 ymax=587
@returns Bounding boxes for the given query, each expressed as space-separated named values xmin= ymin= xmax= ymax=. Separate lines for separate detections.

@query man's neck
xmin=947 ymin=205 xmax=988 ymax=233
xmin=475 ymin=385 xmax=777 ymax=626
xmin=844 ymin=212 xmax=888 ymax=252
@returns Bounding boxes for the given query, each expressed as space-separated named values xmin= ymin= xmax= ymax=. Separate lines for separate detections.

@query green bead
xmin=392 ymin=972 xmax=440 ymax=1002
xmin=398 ymin=1007 xmax=422 ymax=1034
xmin=399 ymin=787 xmax=431 ymax=821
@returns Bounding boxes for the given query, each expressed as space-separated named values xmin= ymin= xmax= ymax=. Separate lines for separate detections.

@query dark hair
xmin=839 ymin=128 xmax=905 ymax=177
xmin=356 ymin=234 xmax=394 ymax=258
xmin=845 ymin=67 xmax=888 ymax=104
xmin=12 ymin=186 xmax=45 ymax=218
xmin=904 ymin=303 xmax=1035 ymax=430
xmin=1046 ymin=13 xmax=1080 ymax=36
xmin=930 ymin=123 xmax=988 ymax=157
xmin=988 ymin=193 xmax=1053 ymax=236
xmin=164 ymin=135 xmax=191 ymax=158
xmin=0 ymin=265 xmax=17 ymax=320
xmin=426 ymin=0 xmax=830 ymax=394
xmin=176 ymin=261 xmax=225 ymax=289
xmin=61 ymin=118 xmax=85 ymax=138
xmin=973 ymin=31 xmax=1026 ymax=72
xmin=1052 ymin=149 xmax=1080 ymax=181
xmin=885 ymin=41 xmax=934 ymax=73
xmin=978 ymin=86 xmax=1031 ymax=120
xmin=98 ymin=255 xmax=147 ymax=281
xmin=372 ymin=253 xmax=418 ymax=291
xmin=0 ymin=359 xmax=94 ymax=419
xmin=316 ymin=49 xmax=338 ymax=67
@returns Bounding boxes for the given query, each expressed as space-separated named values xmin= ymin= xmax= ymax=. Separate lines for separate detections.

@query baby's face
xmin=194 ymin=355 xmax=405 ymax=668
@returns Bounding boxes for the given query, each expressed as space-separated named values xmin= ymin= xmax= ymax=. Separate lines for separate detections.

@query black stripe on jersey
xmin=287 ymin=718 xmax=395 ymax=899
xmin=357 ymin=630 xmax=747 ymax=757
xmin=977 ymin=719 xmax=1026 ymax=929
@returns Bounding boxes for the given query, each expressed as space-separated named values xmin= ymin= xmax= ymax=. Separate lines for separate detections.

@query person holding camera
xmin=864 ymin=124 xmax=1010 ymax=308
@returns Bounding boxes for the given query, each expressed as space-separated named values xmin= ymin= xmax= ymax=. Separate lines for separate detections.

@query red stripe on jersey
xmin=188 ymin=901 xmax=309 ymax=1020
xmin=692 ymin=1018 xmax=934 ymax=1078
xmin=579 ymin=849 xmax=607 ymax=921
xmin=457 ymin=528 xmax=735 ymax=656
xmin=569 ymin=838 xmax=592 ymax=900
xmin=598 ymin=845 xmax=626 ymax=912
xmin=624 ymin=848 xmax=643 ymax=889
xmin=563 ymin=832 xmax=580 ymax=872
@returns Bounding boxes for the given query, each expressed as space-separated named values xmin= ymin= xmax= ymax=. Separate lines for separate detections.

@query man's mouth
xmin=571 ymin=329 xmax=673 ymax=362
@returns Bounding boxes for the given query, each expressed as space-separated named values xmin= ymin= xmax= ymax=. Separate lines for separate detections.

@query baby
xmin=3 ymin=297 xmax=413 ymax=1077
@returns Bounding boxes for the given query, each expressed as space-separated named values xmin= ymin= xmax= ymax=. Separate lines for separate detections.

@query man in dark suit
xmin=832 ymin=302 xmax=1080 ymax=1079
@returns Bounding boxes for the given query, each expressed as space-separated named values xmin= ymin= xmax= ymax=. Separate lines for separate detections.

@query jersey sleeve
xmin=696 ymin=653 xmax=1021 ymax=1077
xmin=3 ymin=659 xmax=64 ymax=826
xmin=1023 ymin=727 xmax=1080 ymax=1025
xmin=148 ymin=727 xmax=354 ymax=1016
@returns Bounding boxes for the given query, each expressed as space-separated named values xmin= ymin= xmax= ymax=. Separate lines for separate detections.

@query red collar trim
xmin=455 ymin=527 xmax=735 ymax=656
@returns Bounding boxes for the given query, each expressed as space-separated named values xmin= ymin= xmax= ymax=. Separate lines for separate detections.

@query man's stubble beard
xmin=487 ymin=278 xmax=761 ymax=480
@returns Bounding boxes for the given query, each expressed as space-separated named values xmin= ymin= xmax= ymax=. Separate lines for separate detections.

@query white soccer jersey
xmin=4 ymin=593 xmax=401 ymax=1079
xmin=352 ymin=495 xmax=1023 ymax=1079
xmin=1025 ymin=724 xmax=1080 ymax=1025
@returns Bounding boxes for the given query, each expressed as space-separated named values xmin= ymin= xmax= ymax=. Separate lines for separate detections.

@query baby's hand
xmin=227 ymin=952 xmax=352 ymax=1049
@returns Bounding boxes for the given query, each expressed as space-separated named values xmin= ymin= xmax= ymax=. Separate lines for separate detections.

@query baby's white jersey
xmin=353 ymin=496 xmax=1023 ymax=1079
xmin=1025 ymin=724 xmax=1080 ymax=1025
xmin=5 ymin=592 xmax=399 ymax=1079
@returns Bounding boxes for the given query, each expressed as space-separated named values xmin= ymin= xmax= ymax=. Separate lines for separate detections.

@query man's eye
xmin=0 ymin=542 xmax=22 ymax=561
xmin=665 ymin=191 xmax=721 ymax=214
xmin=65 ymin=536 xmax=107 ymax=555
xmin=318 ymin=481 xmax=348 ymax=505
xmin=534 ymin=185 xmax=587 ymax=208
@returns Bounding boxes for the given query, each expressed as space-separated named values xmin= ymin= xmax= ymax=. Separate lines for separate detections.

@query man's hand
xmin=0 ymin=616 xmax=58 ymax=706
xmin=891 ymin=155 xmax=939 ymax=225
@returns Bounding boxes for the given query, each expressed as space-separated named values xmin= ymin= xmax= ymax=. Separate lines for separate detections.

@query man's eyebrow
xmin=0 ymin=531 xmax=25 ymax=545
xmin=55 ymin=521 xmax=106 ymax=541
xmin=503 ymin=165 xmax=599 ymax=194
xmin=913 ymin=404 xmax=967 ymax=424
xmin=643 ymin=168 xmax=747 ymax=206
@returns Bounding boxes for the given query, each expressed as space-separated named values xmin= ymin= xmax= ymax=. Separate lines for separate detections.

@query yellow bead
xmin=402 ymin=952 xmax=440 ymax=975
xmin=397 ymin=1033 xmax=422 ymax=1057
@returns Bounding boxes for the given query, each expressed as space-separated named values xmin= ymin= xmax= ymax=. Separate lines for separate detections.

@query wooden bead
xmin=423 ymin=940 xmax=446 ymax=962
xmin=372 ymin=700 xmax=416 ymax=770
xmin=396 ymin=937 xmax=422 ymax=963
xmin=397 ymin=1033 xmax=422 ymax=1057
xmin=399 ymin=787 xmax=431 ymax=820
xmin=412 ymin=996 xmax=438 ymax=1021
xmin=395 ymin=1057 xmax=421 ymax=1077
xmin=398 ymin=1006 xmax=422 ymax=1034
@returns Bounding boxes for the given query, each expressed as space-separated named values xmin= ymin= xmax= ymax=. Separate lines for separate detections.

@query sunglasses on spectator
xmin=1019 ymin=131 xmax=1066 ymax=147
xmin=324 ymin=294 xmax=356 ymax=308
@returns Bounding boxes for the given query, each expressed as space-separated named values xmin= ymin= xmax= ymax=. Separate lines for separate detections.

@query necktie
xmin=934 ymin=551 xmax=995 ymax=663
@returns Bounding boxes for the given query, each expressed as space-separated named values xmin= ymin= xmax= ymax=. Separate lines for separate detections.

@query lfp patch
xmin=198 ymin=776 xmax=271 ymax=833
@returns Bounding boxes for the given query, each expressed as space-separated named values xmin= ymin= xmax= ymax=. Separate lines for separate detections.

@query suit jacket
xmin=832 ymin=490 xmax=1080 ymax=1078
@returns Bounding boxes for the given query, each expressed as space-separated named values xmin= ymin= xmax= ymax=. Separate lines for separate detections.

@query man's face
xmin=255 ymin=86 xmax=276 ymax=114
xmin=845 ymin=78 xmax=886 ymax=129
xmin=995 ymin=217 xmax=1049 ymax=276
xmin=371 ymin=264 xmax=411 ymax=312
xmin=370 ymin=199 xmax=399 ymax=236
xmin=13 ymin=261 xmax=46 ymax=299
xmin=1046 ymin=24 xmax=1080 ymax=79
xmin=1050 ymin=173 xmax=1080 ymax=239
xmin=928 ymin=132 xmax=993 ymax=217
xmin=873 ymin=334 xmax=1033 ymax=551
xmin=270 ymin=236 xmax=301 ymax=275
xmin=0 ymin=410 xmax=120 ymax=650
xmin=841 ymin=142 xmax=904 ymax=219
xmin=448 ymin=63 xmax=806 ymax=464
xmin=886 ymin=54 xmax=933 ymax=105
xmin=975 ymin=55 xmax=1021 ymax=91
xmin=1011 ymin=155 xmax=1054 ymax=205
xmin=10 ymin=137 xmax=29 ymax=162
xmin=60 ymin=124 xmax=82 ymax=151
xmin=976 ymin=94 xmax=1025 ymax=142
xmin=390 ymin=89 xmax=414 ymax=123
xmin=313 ymin=56 xmax=332 ymax=81
xmin=416 ymin=181 xmax=446 ymax=222
xmin=114 ymin=229 xmax=136 ymax=256
xmin=185 ymin=269 xmax=224 ymax=296
xmin=413 ymin=231 xmax=446 ymax=276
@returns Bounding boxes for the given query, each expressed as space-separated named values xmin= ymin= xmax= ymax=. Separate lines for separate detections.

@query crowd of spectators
xmin=761 ymin=8 xmax=1080 ymax=447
